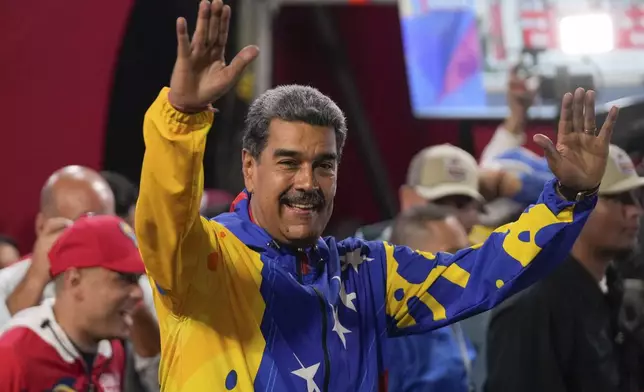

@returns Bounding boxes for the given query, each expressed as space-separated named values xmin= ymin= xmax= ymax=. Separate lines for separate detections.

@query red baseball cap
xmin=49 ymin=215 xmax=146 ymax=277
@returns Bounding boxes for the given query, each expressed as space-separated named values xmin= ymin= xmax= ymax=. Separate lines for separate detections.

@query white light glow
xmin=559 ymin=14 xmax=614 ymax=55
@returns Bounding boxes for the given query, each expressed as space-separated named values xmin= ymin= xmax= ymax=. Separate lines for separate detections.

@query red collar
xmin=230 ymin=191 xmax=256 ymax=224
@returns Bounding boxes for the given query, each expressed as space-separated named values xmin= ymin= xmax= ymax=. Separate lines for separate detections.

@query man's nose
xmin=626 ymin=204 xmax=643 ymax=220
xmin=294 ymin=165 xmax=317 ymax=191
xmin=627 ymin=191 xmax=643 ymax=217
xmin=130 ymin=283 xmax=144 ymax=301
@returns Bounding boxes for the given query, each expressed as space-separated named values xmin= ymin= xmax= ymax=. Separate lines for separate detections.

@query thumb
xmin=533 ymin=134 xmax=561 ymax=167
xmin=223 ymin=45 xmax=259 ymax=82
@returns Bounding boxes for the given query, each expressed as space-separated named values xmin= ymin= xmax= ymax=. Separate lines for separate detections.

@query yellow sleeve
xmin=135 ymin=87 xmax=217 ymax=309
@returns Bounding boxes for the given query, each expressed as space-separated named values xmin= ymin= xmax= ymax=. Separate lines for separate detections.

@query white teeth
xmin=291 ymin=204 xmax=313 ymax=209
xmin=123 ymin=313 xmax=133 ymax=327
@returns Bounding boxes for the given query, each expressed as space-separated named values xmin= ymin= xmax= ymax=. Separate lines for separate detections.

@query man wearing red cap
xmin=0 ymin=215 xmax=154 ymax=392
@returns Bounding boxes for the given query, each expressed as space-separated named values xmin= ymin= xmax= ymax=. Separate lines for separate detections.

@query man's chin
xmin=612 ymin=243 xmax=640 ymax=262
xmin=282 ymin=224 xmax=323 ymax=247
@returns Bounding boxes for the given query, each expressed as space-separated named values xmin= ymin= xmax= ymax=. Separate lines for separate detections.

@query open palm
xmin=168 ymin=0 xmax=259 ymax=112
xmin=533 ymin=88 xmax=619 ymax=191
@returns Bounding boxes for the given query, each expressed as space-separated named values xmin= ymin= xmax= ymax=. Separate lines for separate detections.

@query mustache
xmin=280 ymin=189 xmax=325 ymax=208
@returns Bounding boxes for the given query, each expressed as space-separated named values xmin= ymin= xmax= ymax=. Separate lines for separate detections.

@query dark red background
xmin=0 ymin=0 xmax=135 ymax=252
xmin=0 ymin=2 xmax=554 ymax=252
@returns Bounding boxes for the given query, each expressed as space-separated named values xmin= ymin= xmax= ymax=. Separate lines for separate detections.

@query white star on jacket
xmin=340 ymin=249 xmax=374 ymax=273
xmin=339 ymin=281 xmax=357 ymax=312
xmin=332 ymin=306 xmax=352 ymax=349
xmin=291 ymin=354 xmax=321 ymax=392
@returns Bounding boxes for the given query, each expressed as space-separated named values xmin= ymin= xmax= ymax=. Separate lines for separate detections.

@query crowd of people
xmin=1 ymin=1 xmax=644 ymax=391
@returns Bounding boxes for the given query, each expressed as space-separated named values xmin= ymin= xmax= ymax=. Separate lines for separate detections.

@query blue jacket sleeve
xmin=385 ymin=179 xmax=596 ymax=336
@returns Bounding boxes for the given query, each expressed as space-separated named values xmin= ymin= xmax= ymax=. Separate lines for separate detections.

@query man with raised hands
xmin=135 ymin=1 xmax=619 ymax=390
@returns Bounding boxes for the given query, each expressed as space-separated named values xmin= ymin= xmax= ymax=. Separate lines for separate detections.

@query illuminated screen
xmin=398 ymin=0 xmax=644 ymax=119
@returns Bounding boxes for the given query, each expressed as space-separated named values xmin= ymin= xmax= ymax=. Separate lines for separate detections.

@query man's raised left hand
xmin=534 ymin=88 xmax=619 ymax=192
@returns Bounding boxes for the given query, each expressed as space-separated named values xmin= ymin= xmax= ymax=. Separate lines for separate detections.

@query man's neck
xmin=570 ymin=239 xmax=612 ymax=282
xmin=52 ymin=299 xmax=99 ymax=353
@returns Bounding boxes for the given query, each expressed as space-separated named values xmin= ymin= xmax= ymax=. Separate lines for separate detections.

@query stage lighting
xmin=559 ymin=14 xmax=614 ymax=55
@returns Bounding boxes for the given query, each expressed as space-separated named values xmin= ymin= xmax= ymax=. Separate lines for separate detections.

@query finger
xmin=207 ymin=0 xmax=224 ymax=54
xmin=509 ymin=80 xmax=528 ymax=94
xmin=42 ymin=217 xmax=74 ymax=235
xmin=584 ymin=90 xmax=597 ymax=134
xmin=216 ymin=5 xmax=232 ymax=57
xmin=572 ymin=87 xmax=585 ymax=133
xmin=192 ymin=1 xmax=211 ymax=51
xmin=176 ymin=17 xmax=191 ymax=59
xmin=598 ymin=106 xmax=619 ymax=144
xmin=533 ymin=134 xmax=562 ymax=167
xmin=509 ymin=63 xmax=521 ymax=79
xmin=221 ymin=45 xmax=260 ymax=83
xmin=558 ymin=92 xmax=574 ymax=135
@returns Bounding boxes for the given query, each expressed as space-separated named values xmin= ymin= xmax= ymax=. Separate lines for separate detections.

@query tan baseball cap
xmin=599 ymin=145 xmax=644 ymax=195
xmin=406 ymin=144 xmax=484 ymax=203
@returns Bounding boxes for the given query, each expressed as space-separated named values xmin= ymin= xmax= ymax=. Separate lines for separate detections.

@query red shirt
xmin=0 ymin=300 xmax=126 ymax=392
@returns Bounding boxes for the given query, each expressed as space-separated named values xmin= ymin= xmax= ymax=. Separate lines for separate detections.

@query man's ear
xmin=242 ymin=149 xmax=256 ymax=193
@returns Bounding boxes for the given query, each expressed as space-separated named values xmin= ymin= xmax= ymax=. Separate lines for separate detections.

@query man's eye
xmin=279 ymin=160 xmax=297 ymax=167
xmin=119 ymin=273 xmax=140 ymax=284
xmin=319 ymin=162 xmax=334 ymax=170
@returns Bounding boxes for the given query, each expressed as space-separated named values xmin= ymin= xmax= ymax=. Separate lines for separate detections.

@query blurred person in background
xmin=359 ymin=137 xmax=548 ymax=392
xmin=0 ymin=215 xmax=159 ymax=392
xmin=486 ymin=145 xmax=644 ymax=392
xmin=357 ymin=66 xmax=541 ymax=245
xmin=101 ymin=171 xmax=139 ymax=227
xmin=473 ymin=65 xmax=548 ymax=244
xmin=0 ymin=165 xmax=114 ymax=323
xmin=0 ymin=235 xmax=20 ymax=269
xmin=479 ymin=65 xmax=538 ymax=171
xmin=386 ymin=204 xmax=476 ymax=392
xmin=135 ymin=1 xmax=617 ymax=389
xmin=0 ymin=165 xmax=161 ymax=391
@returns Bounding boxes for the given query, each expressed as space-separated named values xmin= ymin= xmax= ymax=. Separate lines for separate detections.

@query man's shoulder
xmin=210 ymin=212 xmax=267 ymax=249
xmin=335 ymin=236 xmax=385 ymax=251
xmin=0 ymin=326 xmax=47 ymax=358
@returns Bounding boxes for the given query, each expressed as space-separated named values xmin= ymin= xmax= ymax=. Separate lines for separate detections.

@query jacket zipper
xmin=83 ymin=358 xmax=94 ymax=392
xmin=43 ymin=320 xmax=95 ymax=391
xmin=312 ymin=287 xmax=331 ymax=392
xmin=297 ymin=252 xmax=304 ymax=284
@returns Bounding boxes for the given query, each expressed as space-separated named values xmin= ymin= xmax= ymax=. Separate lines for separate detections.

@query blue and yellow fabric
xmin=136 ymin=88 xmax=596 ymax=391
xmin=495 ymin=147 xmax=554 ymax=205
xmin=471 ymin=147 xmax=555 ymax=244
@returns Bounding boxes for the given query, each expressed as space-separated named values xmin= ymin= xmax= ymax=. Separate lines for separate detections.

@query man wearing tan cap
xmin=486 ymin=145 xmax=644 ymax=392
xmin=357 ymin=143 xmax=539 ymax=242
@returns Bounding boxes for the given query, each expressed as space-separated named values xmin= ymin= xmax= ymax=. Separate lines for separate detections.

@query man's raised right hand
xmin=169 ymin=0 xmax=259 ymax=113
xmin=29 ymin=217 xmax=73 ymax=282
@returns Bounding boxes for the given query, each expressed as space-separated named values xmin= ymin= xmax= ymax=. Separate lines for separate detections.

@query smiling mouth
xmin=286 ymin=203 xmax=315 ymax=210
xmin=119 ymin=310 xmax=134 ymax=327
xmin=283 ymin=199 xmax=321 ymax=212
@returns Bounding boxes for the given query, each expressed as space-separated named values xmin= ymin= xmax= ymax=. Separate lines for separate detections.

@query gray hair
xmin=390 ymin=204 xmax=452 ymax=247
xmin=242 ymin=85 xmax=347 ymax=160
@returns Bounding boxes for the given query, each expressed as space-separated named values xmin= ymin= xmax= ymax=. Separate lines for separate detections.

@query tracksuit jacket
xmin=135 ymin=87 xmax=597 ymax=391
